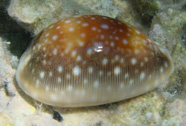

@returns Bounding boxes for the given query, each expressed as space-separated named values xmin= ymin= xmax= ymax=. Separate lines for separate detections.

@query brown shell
xmin=16 ymin=15 xmax=173 ymax=107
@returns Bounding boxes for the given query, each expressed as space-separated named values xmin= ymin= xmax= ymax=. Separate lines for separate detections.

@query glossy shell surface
xmin=16 ymin=15 xmax=173 ymax=107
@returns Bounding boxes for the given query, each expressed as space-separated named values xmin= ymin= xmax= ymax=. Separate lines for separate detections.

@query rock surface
xmin=0 ymin=0 xmax=185 ymax=125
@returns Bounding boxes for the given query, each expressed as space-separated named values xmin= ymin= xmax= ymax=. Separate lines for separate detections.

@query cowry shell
xmin=16 ymin=15 xmax=173 ymax=107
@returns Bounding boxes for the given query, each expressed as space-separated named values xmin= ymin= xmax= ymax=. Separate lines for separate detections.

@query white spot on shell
xmin=67 ymin=85 xmax=73 ymax=92
xmin=109 ymin=36 xmax=113 ymax=39
xmin=115 ymin=55 xmax=119 ymax=61
xmin=135 ymin=69 xmax=139 ymax=74
xmin=52 ymin=48 xmax=57 ymax=55
xmin=31 ymin=92 xmax=38 ymax=98
xmin=42 ymin=60 xmax=46 ymax=65
xmin=140 ymin=72 xmax=146 ymax=80
xmin=81 ymin=33 xmax=85 ymax=38
xmin=122 ymin=39 xmax=128 ymax=44
xmin=140 ymin=62 xmax=144 ymax=67
xmin=50 ymin=94 xmax=57 ymax=101
xmin=120 ymin=83 xmax=124 ymax=88
xmin=88 ymin=67 xmax=93 ymax=73
xmin=120 ymin=58 xmax=125 ymax=63
xmin=129 ymin=80 xmax=134 ymax=85
xmin=73 ymin=66 xmax=81 ymax=76
xmin=82 ymin=23 xmax=89 ymax=27
xmin=45 ymin=86 xmax=49 ymax=91
xmin=92 ymin=27 xmax=97 ymax=31
xmin=93 ymin=80 xmax=99 ymax=88
xmin=128 ymin=28 xmax=132 ymax=32
xmin=42 ymin=47 xmax=46 ymax=51
xmin=45 ymin=33 xmax=49 ymax=37
xmin=101 ymin=24 xmax=109 ymax=29
xmin=58 ymin=66 xmax=63 ymax=73
xmin=144 ymin=57 xmax=149 ymax=62
xmin=118 ymin=22 xmax=122 ymax=25
xmin=87 ymin=48 xmax=92 ymax=55
xmin=71 ymin=50 xmax=77 ymax=57
xmin=91 ymin=17 xmax=96 ymax=20
xmin=60 ymin=91 xmax=65 ymax=96
xmin=37 ymin=44 xmax=41 ymax=49
xmin=119 ymin=29 xmax=123 ymax=32
xmin=148 ymin=38 xmax=152 ymax=43
xmin=99 ymin=71 xmax=103 ymax=76
xmin=66 ymin=74 xmax=71 ymax=79
xmin=44 ymin=39 xmax=48 ymax=43
xmin=59 ymin=39 xmax=65 ymax=42
xmin=160 ymin=67 xmax=164 ymax=73
xmin=36 ymin=80 xmax=39 ymax=88
xmin=102 ymin=58 xmax=108 ymax=65
xmin=40 ymin=72 xmax=45 ymax=78
xmin=76 ymin=20 xmax=81 ymax=24
xmin=52 ymin=35 xmax=58 ymax=40
xmin=57 ymin=77 xmax=62 ymax=83
xmin=164 ymin=62 xmax=168 ymax=68
xmin=135 ymin=30 xmax=141 ymax=34
xmin=155 ymin=80 xmax=160 ymax=87
xmin=49 ymin=71 xmax=53 ymax=77
xmin=56 ymin=26 xmax=61 ymax=29
xmin=76 ymin=55 xmax=82 ymax=61
xmin=69 ymin=27 xmax=74 ymax=32
xmin=33 ymin=46 xmax=36 ymax=50
xmin=102 ymin=16 xmax=108 ymax=19
xmin=65 ymin=19 xmax=71 ymax=23
xmin=84 ymin=79 xmax=88 ymax=84
xmin=127 ymin=33 xmax=131 ymax=36
xmin=115 ymin=36 xmax=119 ymax=40
xmin=124 ymin=73 xmax=129 ymax=79
xmin=114 ymin=66 xmax=121 ymax=75
xmin=143 ymin=39 xmax=147 ymax=44
xmin=60 ymin=31 xmax=63 ymax=34
xmin=49 ymin=25 xmax=54 ymax=29
xmin=131 ymin=58 xmax=137 ymax=65
xmin=100 ymin=35 xmax=104 ymax=39
xmin=31 ymin=69 xmax=35 ymax=73
xmin=134 ymin=49 xmax=140 ymax=54
xmin=110 ymin=41 xmax=114 ymax=47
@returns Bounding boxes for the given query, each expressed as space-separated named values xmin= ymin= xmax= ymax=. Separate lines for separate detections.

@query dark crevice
xmin=0 ymin=0 xmax=32 ymax=58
